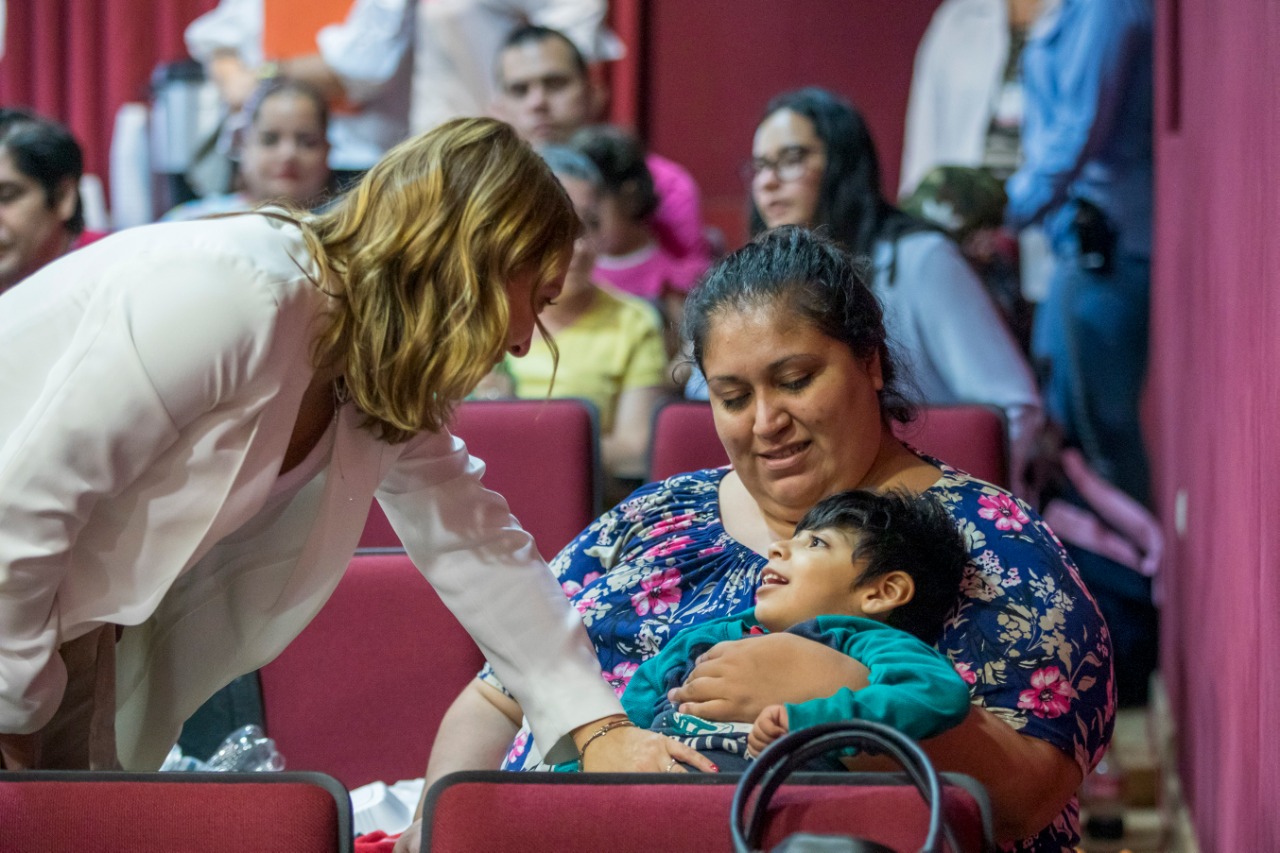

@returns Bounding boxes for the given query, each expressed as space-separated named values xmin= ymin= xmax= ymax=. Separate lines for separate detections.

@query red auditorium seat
xmin=647 ymin=400 xmax=731 ymax=482
xmin=893 ymin=404 xmax=1009 ymax=488
xmin=0 ymin=770 xmax=352 ymax=852
xmin=360 ymin=398 xmax=601 ymax=559
xmin=418 ymin=771 xmax=994 ymax=853
xmin=647 ymin=401 xmax=1010 ymax=490
xmin=257 ymin=552 xmax=484 ymax=790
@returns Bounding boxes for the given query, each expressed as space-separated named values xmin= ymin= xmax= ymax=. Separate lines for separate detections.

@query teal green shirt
xmin=621 ymin=611 xmax=972 ymax=742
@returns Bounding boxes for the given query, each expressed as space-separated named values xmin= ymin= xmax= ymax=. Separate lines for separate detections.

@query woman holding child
xmin=420 ymin=227 xmax=1113 ymax=852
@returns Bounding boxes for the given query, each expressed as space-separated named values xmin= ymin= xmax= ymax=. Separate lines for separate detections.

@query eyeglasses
xmin=741 ymin=146 xmax=819 ymax=184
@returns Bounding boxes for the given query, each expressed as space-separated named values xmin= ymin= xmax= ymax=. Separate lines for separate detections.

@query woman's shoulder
xmin=880 ymin=230 xmax=969 ymax=275
xmin=564 ymin=467 xmax=730 ymax=550
xmin=617 ymin=467 xmax=732 ymax=517
xmin=924 ymin=462 xmax=1079 ymax=575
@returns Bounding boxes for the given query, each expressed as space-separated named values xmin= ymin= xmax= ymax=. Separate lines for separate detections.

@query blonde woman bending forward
xmin=0 ymin=118 xmax=712 ymax=776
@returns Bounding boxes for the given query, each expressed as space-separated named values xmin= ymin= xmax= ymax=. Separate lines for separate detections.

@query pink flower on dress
xmin=954 ymin=661 xmax=978 ymax=686
xmin=650 ymin=512 xmax=696 ymax=538
xmin=1017 ymin=666 xmax=1076 ymax=718
xmin=977 ymin=493 xmax=1031 ymax=532
xmin=574 ymin=585 xmax=605 ymax=615
xmin=505 ymin=730 xmax=529 ymax=765
xmin=561 ymin=571 xmax=602 ymax=598
xmin=649 ymin=535 xmax=694 ymax=558
xmin=631 ymin=568 xmax=683 ymax=616
xmin=602 ymin=661 xmax=639 ymax=697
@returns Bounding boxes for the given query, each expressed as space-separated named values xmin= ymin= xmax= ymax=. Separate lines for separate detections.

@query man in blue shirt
xmin=1006 ymin=0 xmax=1158 ymax=716
xmin=1006 ymin=0 xmax=1154 ymax=507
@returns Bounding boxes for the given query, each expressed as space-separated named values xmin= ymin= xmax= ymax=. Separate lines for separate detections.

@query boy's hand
xmin=746 ymin=704 xmax=789 ymax=758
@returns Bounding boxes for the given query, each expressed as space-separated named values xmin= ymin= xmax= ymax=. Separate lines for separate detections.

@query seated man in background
xmin=411 ymin=0 xmax=622 ymax=133
xmin=492 ymin=24 xmax=713 ymax=276
xmin=0 ymin=110 xmax=86 ymax=296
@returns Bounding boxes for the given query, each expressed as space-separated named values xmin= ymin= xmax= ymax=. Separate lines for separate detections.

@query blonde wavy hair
xmin=290 ymin=118 xmax=577 ymax=443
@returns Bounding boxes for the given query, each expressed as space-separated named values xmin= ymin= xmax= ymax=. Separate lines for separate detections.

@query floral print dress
xmin=481 ymin=462 xmax=1114 ymax=852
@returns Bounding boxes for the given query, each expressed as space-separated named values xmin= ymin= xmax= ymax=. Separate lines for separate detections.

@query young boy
xmin=619 ymin=489 xmax=974 ymax=770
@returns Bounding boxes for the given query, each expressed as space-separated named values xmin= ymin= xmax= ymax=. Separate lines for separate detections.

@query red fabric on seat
xmin=892 ymin=404 xmax=1009 ymax=488
xmin=0 ymin=771 xmax=350 ymax=852
xmin=647 ymin=401 xmax=731 ymax=483
xmin=360 ymin=399 xmax=600 ymax=558
xmin=419 ymin=771 xmax=993 ymax=853
xmin=258 ymin=553 xmax=484 ymax=790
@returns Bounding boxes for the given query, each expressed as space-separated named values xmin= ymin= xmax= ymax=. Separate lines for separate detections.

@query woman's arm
xmin=668 ymin=634 xmax=1078 ymax=843
xmin=848 ymin=705 xmax=1081 ymax=842
xmin=422 ymin=680 xmax=522 ymax=798
xmin=405 ymin=677 xmax=714 ymax=853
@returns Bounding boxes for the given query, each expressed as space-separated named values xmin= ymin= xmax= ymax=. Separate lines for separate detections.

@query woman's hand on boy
xmin=671 ymin=634 xmax=870 ymax=721
xmin=580 ymin=722 xmax=718 ymax=773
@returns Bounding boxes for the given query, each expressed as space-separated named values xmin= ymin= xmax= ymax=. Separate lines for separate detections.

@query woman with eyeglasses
xmin=745 ymin=87 xmax=1042 ymax=495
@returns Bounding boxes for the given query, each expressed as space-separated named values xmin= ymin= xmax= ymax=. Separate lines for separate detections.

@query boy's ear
xmin=857 ymin=571 xmax=915 ymax=616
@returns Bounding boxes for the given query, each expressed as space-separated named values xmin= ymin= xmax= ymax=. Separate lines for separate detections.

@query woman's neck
xmin=859 ymin=429 xmax=943 ymax=493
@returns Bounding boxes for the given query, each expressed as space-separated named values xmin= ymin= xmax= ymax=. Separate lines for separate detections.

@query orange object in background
xmin=263 ymin=0 xmax=349 ymax=60
xmin=263 ymin=0 xmax=357 ymax=113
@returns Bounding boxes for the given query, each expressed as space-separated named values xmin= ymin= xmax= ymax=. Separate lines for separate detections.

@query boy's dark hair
xmin=796 ymin=489 xmax=969 ymax=643
xmin=570 ymin=124 xmax=659 ymax=221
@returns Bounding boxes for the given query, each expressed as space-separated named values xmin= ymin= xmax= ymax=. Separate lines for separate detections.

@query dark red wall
xmin=642 ymin=0 xmax=942 ymax=248
xmin=1152 ymin=0 xmax=1280 ymax=850
xmin=0 ymin=0 xmax=217 ymax=192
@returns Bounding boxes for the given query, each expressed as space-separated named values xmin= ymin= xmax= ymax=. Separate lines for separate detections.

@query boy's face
xmin=754 ymin=526 xmax=867 ymax=632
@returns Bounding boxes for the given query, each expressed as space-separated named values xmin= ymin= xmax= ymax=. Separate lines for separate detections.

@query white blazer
xmin=898 ymin=0 xmax=1009 ymax=198
xmin=0 ymin=214 xmax=620 ymax=769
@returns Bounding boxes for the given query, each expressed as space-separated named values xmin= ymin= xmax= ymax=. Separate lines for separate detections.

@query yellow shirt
xmin=508 ymin=286 xmax=667 ymax=433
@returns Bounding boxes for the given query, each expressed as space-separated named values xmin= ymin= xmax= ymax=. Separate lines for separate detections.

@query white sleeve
xmin=315 ymin=0 xmax=415 ymax=103
xmin=899 ymin=5 xmax=945 ymax=198
xmin=0 ymin=243 xmax=286 ymax=734
xmin=184 ymin=0 xmax=263 ymax=65
xmin=376 ymin=429 xmax=621 ymax=765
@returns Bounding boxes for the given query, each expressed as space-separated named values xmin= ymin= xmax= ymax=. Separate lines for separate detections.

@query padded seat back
xmin=420 ymin=770 xmax=994 ymax=853
xmin=361 ymin=399 xmax=601 ymax=558
xmin=0 ymin=770 xmax=351 ymax=852
xmin=258 ymin=552 xmax=484 ymax=790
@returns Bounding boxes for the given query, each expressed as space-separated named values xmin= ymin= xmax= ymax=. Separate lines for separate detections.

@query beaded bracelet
xmin=577 ymin=719 xmax=637 ymax=767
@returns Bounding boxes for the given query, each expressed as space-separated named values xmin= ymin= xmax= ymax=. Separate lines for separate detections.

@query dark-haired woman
xmin=424 ymin=228 xmax=1113 ymax=852
xmin=744 ymin=87 xmax=1042 ymax=495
